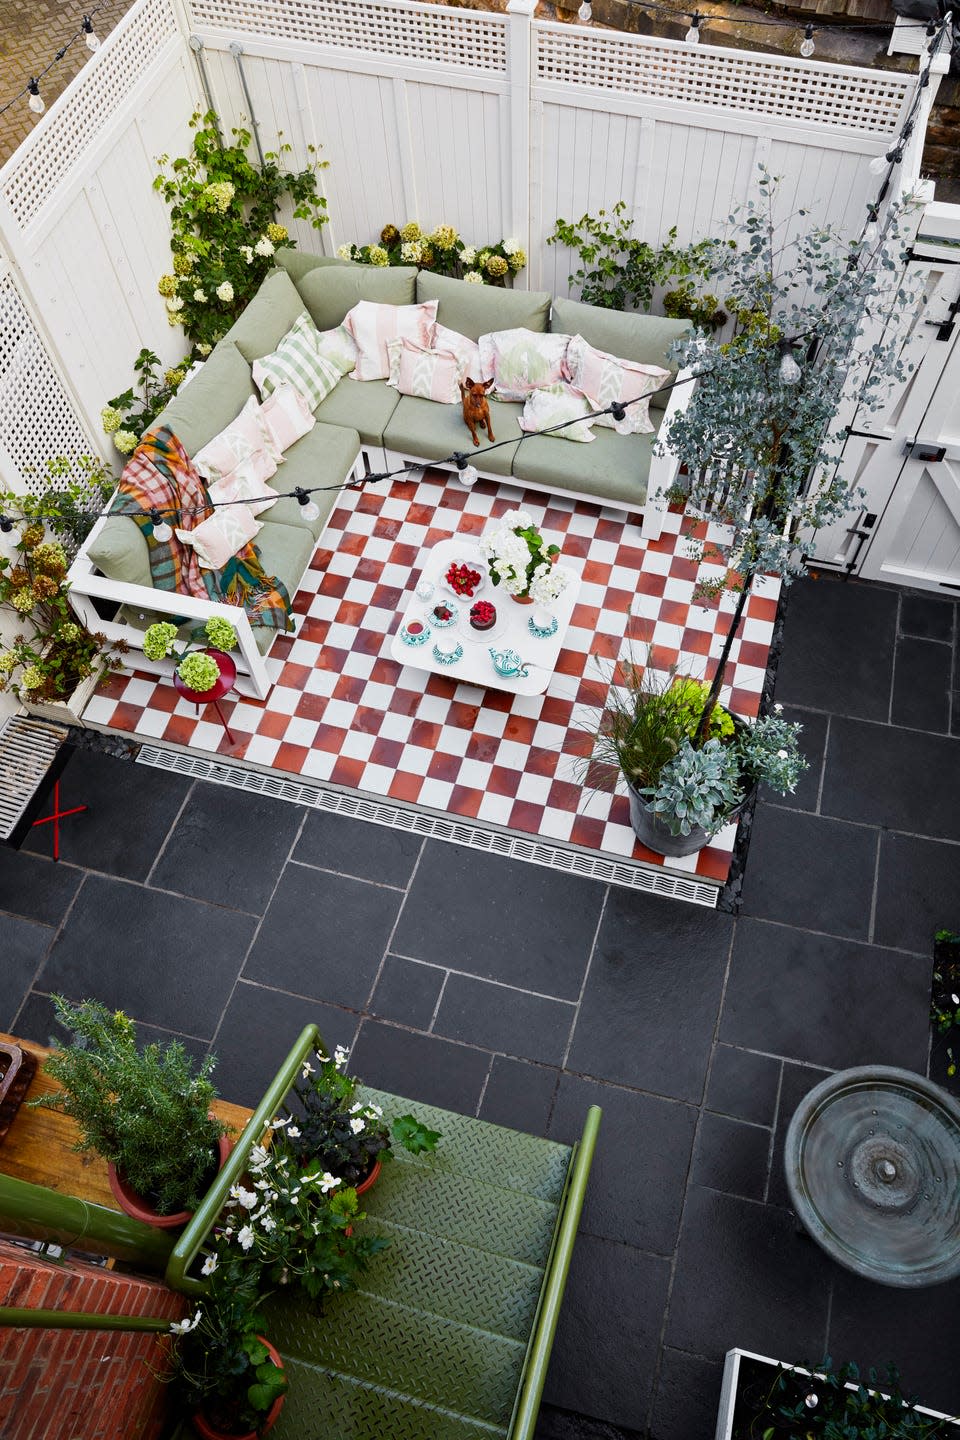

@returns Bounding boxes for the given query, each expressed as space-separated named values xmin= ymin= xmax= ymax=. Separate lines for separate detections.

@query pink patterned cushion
xmin=175 ymin=504 xmax=261 ymax=570
xmin=258 ymin=383 xmax=316 ymax=453
xmin=433 ymin=324 xmax=482 ymax=380
xmin=386 ymin=338 xmax=461 ymax=404
xmin=477 ymin=328 xmax=572 ymax=402
xmin=207 ymin=463 xmax=277 ymax=518
xmin=564 ymin=335 xmax=670 ymax=435
xmin=342 ymin=300 xmax=439 ymax=382
xmin=192 ymin=396 xmax=279 ymax=482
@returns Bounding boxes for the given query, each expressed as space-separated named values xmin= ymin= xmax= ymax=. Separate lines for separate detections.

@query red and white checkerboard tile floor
xmin=83 ymin=471 xmax=780 ymax=887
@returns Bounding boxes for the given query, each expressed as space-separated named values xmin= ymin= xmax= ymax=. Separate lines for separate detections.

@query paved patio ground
xmin=3 ymin=571 xmax=960 ymax=1439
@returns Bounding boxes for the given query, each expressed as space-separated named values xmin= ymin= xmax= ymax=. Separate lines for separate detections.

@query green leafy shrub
xmin=734 ymin=1357 xmax=954 ymax=1439
xmin=339 ymin=221 xmax=525 ymax=285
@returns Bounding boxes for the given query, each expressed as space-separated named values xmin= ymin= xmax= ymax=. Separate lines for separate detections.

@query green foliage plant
xmin=547 ymin=203 xmax=726 ymax=327
xmin=931 ymin=929 xmax=960 ymax=1077
xmin=32 ymin=996 xmax=227 ymax=1216
xmin=153 ymin=109 xmax=328 ymax=351
xmin=735 ymin=1356 xmax=955 ymax=1439
xmin=2 ymin=455 xmax=117 ymax=552
xmin=142 ymin=617 xmax=239 ymax=692
xmin=102 ymin=348 xmax=199 ymax=455
xmin=339 ymin=220 xmax=526 ymax=286
xmin=642 ymin=736 xmax=743 ymax=838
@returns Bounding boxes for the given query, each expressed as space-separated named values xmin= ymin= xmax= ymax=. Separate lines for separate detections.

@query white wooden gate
xmin=806 ymin=202 xmax=960 ymax=592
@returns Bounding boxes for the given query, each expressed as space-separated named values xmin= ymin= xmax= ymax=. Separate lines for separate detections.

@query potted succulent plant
xmin=32 ymin=996 xmax=230 ymax=1227
xmin=285 ymin=1043 xmax=440 ymax=1193
xmin=479 ymin=508 xmax=574 ymax=605
xmin=143 ymin=615 xmax=238 ymax=693
xmin=578 ymin=661 xmax=806 ymax=856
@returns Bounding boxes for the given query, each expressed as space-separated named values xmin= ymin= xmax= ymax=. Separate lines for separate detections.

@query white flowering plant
xmin=284 ymin=1044 xmax=440 ymax=1186
xmin=102 ymin=347 xmax=203 ymax=454
xmin=338 ymin=221 xmax=526 ymax=285
xmin=479 ymin=510 xmax=572 ymax=601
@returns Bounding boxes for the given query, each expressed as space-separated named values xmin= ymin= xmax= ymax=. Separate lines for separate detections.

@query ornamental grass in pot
xmin=32 ymin=996 xmax=230 ymax=1226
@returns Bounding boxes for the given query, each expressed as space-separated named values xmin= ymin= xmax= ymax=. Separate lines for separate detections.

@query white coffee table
xmin=389 ymin=538 xmax=581 ymax=697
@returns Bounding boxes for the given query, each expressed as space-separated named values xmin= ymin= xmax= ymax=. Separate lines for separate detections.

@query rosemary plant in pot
xmin=32 ymin=996 xmax=230 ymax=1227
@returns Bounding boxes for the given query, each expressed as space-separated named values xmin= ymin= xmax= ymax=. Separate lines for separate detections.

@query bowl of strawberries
xmin=441 ymin=557 xmax=488 ymax=600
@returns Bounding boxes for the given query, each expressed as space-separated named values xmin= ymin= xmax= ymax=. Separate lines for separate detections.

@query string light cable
xmin=0 ymin=2 xmax=108 ymax=121
xmin=614 ymin=0 xmax=954 ymax=54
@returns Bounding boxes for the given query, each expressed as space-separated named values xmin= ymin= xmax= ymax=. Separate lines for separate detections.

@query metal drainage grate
xmin=0 ymin=715 xmax=69 ymax=841
xmin=135 ymin=745 xmax=720 ymax=908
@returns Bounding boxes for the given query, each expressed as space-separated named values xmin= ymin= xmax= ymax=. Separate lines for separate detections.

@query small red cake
xmin=470 ymin=601 xmax=496 ymax=631
xmin=432 ymin=604 xmax=454 ymax=623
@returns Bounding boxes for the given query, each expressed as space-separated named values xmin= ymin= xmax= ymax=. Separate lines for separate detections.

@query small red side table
xmin=173 ymin=648 xmax=237 ymax=744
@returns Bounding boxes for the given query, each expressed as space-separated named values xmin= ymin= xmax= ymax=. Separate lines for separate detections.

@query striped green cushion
xmin=252 ymin=310 xmax=341 ymax=411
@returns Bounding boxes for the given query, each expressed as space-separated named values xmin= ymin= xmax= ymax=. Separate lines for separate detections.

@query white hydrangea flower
xmin=255 ymin=235 xmax=275 ymax=257
xmin=165 ymin=296 xmax=184 ymax=313
xmin=503 ymin=236 xmax=521 ymax=255
xmin=463 ymin=272 xmax=484 ymax=284
xmin=240 ymin=245 xmax=254 ymax=264
xmin=170 ymin=1309 xmax=202 ymax=1335
xmin=460 ymin=246 xmax=477 ymax=266
xmin=349 ymin=1117 xmax=365 ymax=1134
xmin=193 ymin=288 xmax=207 ymax=303
xmin=200 ymin=1254 xmax=218 ymax=1277
xmin=216 ymin=280 xmax=234 ymax=303
xmin=237 ymin=1225 xmax=255 ymax=1251
xmin=319 ymin=1172 xmax=341 ymax=1193
xmin=336 ymin=246 xmax=352 ymax=260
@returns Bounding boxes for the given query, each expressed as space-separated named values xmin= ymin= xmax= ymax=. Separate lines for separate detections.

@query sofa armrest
xmin=643 ymin=366 xmax=696 ymax=541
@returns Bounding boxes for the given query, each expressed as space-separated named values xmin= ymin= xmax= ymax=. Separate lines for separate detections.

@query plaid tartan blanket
xmin=114 ymin=427 xmax=293 ymax=637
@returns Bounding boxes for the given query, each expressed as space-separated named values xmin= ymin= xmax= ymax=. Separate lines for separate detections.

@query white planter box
xmin=19 ymin=665 xmax=104 ymax=727
xmin=716 ymin=1348 xmax=960 ymax=1440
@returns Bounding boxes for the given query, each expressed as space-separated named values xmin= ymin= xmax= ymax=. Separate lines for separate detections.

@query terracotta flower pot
xmin=355 ymin=1157 xmax=382 ymax=1196
xmin=191 ymin=1337 xmax=286 ymax=1440
xmin=108 ymin=1130 xmax=233 ymax=1230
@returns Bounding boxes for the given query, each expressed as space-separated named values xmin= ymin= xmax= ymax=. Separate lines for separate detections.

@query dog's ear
xmin=463 ymin=376 xmax=476 ymax=390
xmin=481 ymin=377 xmax=495 ymax=391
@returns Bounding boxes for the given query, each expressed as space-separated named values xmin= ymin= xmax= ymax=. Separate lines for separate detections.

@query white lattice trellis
xmin=0 ymin=0 xmax=180 ymax=231
xmin=183 ymin=0 xmax=508 ymax=71
xmin=0 ymin=275 xmax=95 ymax=493
xmin=535 ymin=24 xmax=911 ymax=134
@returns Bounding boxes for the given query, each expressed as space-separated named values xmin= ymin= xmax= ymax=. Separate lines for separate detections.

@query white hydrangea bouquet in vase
xmin=478 ymin=509 xmax=574 ymax=606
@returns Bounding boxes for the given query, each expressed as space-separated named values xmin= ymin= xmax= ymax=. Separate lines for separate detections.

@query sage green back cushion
xmin=295 ymin=264 xmax=418 ymax=331
xmin=274 ymin=248 xmax=357 ymax=287
xmin=223 ymin=268 xmax=306 ymax=362
xmin=416 ymin=271 xmax=551 ymax=341
xmin=88 ymin=516 xmax=152 ymax=587
xmin=153 ymin=341 xmax=256 ymax=455
xmin=549 ymin=298 xmax=692 ymax=409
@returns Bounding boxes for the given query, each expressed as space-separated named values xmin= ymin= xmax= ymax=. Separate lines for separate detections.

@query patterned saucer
xmin=399 ymin=621 xmax=431 ymax=647
xmin=528 ymin=614 xmax=558 ymax=639
xmin=429 ymin=603 xmax=459 ymax=629
xmin=432 ymin=641 xmax=463 ymax=666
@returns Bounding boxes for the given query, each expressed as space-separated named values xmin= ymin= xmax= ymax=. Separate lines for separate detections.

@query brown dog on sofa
xmin=459 ymin=376 xmax=495 ymax=447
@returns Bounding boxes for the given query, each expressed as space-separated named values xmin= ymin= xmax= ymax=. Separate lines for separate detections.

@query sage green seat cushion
xmin=274 ymin=248 xmax=356 ymax=287
xmin=312 ymin=377 xmax=400 ymax=448
xmin=383 ymin=395 xmax=523 ymax=478
xmin=549 ymin=298 xmax=692 ymax=410
xmin=416 ymin=271 xmax=551 ymax=341
xmin=295 ymin=264 xmax=418 ymax=331
xmin=223 ymin=268 xmax=308 ymax=363
xmin=264 ymin=423 xmax=360 ymax=537
xmin=153 ymin=341 xmax=257 ymax=454
xmin=87 ymin=515 xmax=151 ymax=587
xmin=512 ymin=424 xmax=656 ymax=509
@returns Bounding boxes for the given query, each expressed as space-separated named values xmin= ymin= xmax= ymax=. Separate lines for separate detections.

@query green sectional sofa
xmin=66 ymin=251 xmax=693 ymax=700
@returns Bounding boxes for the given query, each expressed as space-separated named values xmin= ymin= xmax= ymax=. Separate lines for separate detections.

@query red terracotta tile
xmin=488 ymin=765 xmax=522 ymax=798
xmin=695 ymin=845 xmax=733 ymax=882
xmin=373 ymin=517 xmax=402 ymax=542
xmin=370 ymin=737 xmax=405 ymax=768
xmin=388 ymin=771 xmax=424 ymax=803
xmin=352 ymin=705 xmax=386 ymax=735
xmin=336 ymin=600 xmax=369 ymax=628
xmin=427 ymin=751 xmax=462 ymax=782
xmin=162 ymin=713 xmax=202 ymax=746
xmin=388 ymin=688 xmax=422 ymax=717
xmin=298 ymin=617 xmax=331 ymax=645
xmin=296 ymin=692 xmax=329 ymax=722
xmin=465 ymin=732 xmax=501 ymax=764
xmin=548 ymin=778 xmax=581 ymax=812
xmin=274 ymin=743 xmax=310 ymax=774
xmin=503 ymin=713 xmax=537 ymax=746
xmin=371 ymin=584 xmax=404 ymax=611
xmin=409 ymin=719 xmax=441 ymax=750
xmin=330 ymin=755 xmax=366 ymax=788
xmin=571 ymin=814 xmax=606 ymax=849
xmin=279 ymin=663 xmax=313 ymax=691
xmin=317 ymin=573 xmax=348 ymax=600
xmin=448 ymin=785 xmax=485 ymax=818
xmin=446 ymin=700 xmax=481 ymax=731
xmin=583 ymin=559 xmax=613 ymax=586
xmin=144 ymin=684 xmax=181 ymax=714
xmin=737 ymin=641 xmax=771 ymax=669
xmin=311 ymin=723 xmax=348 ymax=753
xmin=332 ymin=674 xmax=367 ymax=705
xmin=509 ymin=799 xmax=546 ymax=835
xmin=109 ymin=701 xmax=149 ymax=733
xmin=636 ymin=570 xmax=667 ymax=597
xmin=256 ymin=710 xmax=292 ymax=740
xmin=526 ymin=747 xmax=560 ymax=778
xmin=572 ymin=603 xmax=601 ymax=630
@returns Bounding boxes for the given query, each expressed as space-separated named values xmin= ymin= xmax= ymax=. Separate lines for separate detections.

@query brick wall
xmin=0 ymin=1239 xmax=186 ymax=1440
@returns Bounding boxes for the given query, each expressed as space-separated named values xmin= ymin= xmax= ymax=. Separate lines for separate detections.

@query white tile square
xmin=361 ymin=681 xmax=397 ymax=711
xmin=642 ymin=549 xmax=674 ymax=576
xmin=243 ymin=734 xmax=281 ymax=767
xmin=492 ymin=739 xmax=531 ymax=770
xmin=436 ymin=725 xmax=471 ymax=757
xmin=326 ymin=622 xmax=361 ymax=650
xmin=456 ymin=758 xmax=493 ymax=789
xmin=378 ymin=711 xmax=414 ymax=743
xmin=416 ymin=694 xmax=452 ymax=724
xmin=399 ymin=745 xmax=434 ymax=776
xmin=301 ymin=749 xmax=336 ymax=781
xmin=477 ymin=791 xmax=515 ymax=825
xmin=516 ymin=772 xmax=553 ymax=805
xmin=321 ymin=699 xmax=359 ymax=729
xmin=357 ymin=764 xmax=395 ymax=796
xmin=417 ymin=778 xmax=454 ymax=809
xmin=342 ymin=652 xmax=376 ymax=680
xmin=269 ymin=686 xmax=301 ymax=716
xmin=341 ymin=730 xmax=376 ymax=761
xmin=282 ymin=717 xmax=320 ymax=747
xmin=538 ymin=807 xmax=575 ymax=841
xmin=305 ymin=667 xmax=338 ymax=697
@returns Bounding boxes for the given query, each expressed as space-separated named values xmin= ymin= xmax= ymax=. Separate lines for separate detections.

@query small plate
xmin=528 ymin=614 xmax=558 ymax=639
xmin=439 ymin=555 xmax=488 ymax=601
xmin=429 ymin=602 xmax=459 ymax=629
xmin=432 ymin=641 xmax=463 ymax=666
xmin=399 ymin=621 xmax=431 ymax=647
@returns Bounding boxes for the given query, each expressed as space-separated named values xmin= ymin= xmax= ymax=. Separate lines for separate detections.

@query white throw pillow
xmin=252 ymin=311 xmax=342 ymax=410
xmin=175 ymin=504 xmax=262 ymax=570
xmin=192 ymin=396 xmax=279 ymax=484
xmin=207 ymin=462 xmax=278 ymax=518
xmin=386 ymin=338 xmax=462 ymax=404
xmin=342 ymin=299 xmax=439 ymax=382
xmin=433 ymin=323 xmax=482 ymax=380
xmin=564 ymin=335 xmax=670 ymax=435
xmin=518 ymin=383 xmax=596 ymax=442
xmin=477 ymin=328 xmax=573 ymax=402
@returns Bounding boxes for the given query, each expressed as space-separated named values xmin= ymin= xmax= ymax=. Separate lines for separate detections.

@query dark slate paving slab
xmin=369 ymin=955 xmax=444 ymax=1030
xmin=349 ymin=1018 xmax=491 ymax=1113
xmin=543 ymin=1232 xmax=671 ymax=1433
xmin=566 ymin=890 xmax=732 ymax=1102
xmin=707 ymin=1045 xmax=781 ymax=1127
xmin=394 ymin=844 xmax=603 ymax=1000
xmin=293 ymin=810 xmax=423 ymax=888
xmin=244 ymin=865 xmax=402 ymax=1009
xmin=873 ymin=832 xmax=960 ymax=955
xmin=432 ymin=972 xmax=575 ymax=1066
xmin=774 ymin=706 xmax=827 ymax=813
xmin=666 ymin=1186 xmax=834 ymax=1360
xmin=828 ymin=1269 xmax=960 ymax=1415
xmin=821 ymin=716 xmax=960 ymax=839
xmin=1 ymin=915 xmax=54 ymax=1029
xmin=536 ymin=1406 xmax=644 ymax=1439
xmin=900 ymin=593 xmax=954 ymax=643
xmin=692 ymin=1112 xmax=771 ymax=1202
xmin=149 ymin=783 xmax=303 ymax=912
xmin=774 ymin=578 xmax=897 ymax=722
xmin=212 ymin=981 xmax=360 ymax=1109
xmin=766 ymin=1059 xmax=832 ymax=1210
xmin=647 ymin=1347 xmax=725 ymax=1440
xmin=36 ymin=874 xmax=252 ymax=1037
xmin=14 ymin=989 xmax=211 ymax=1066
xmin=23 ymin=750 xmax=190 ymax=881
xmin=738 ymin=806 xmax=878 ymax=942
xmin=479 ymin=1056 xmax=559 ymax=1136
xmin=891 ymin=637 xmax=953 ymax=734
xmin=721 ymin=919 xmax=930 ymax=1072
xmin=0 ymin=847 xmax=81 ymax=927
xmin=548 ymin=1073 xmax=697 ymax=1255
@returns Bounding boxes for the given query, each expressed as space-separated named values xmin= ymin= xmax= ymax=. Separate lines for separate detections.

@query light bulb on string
xmin=149 ymin=508 xmax=173 ymax=543
xmin=83 ymin=17 xmax=101 ymax=50
xmin=577 ymin=1 xmax=592 ymax=19
xmin=684 ymin=11 xmax=702 ymax=43
xmin=868 ymin=150 xmax=894 ymax=176
xmin=862 ymin=206 xmax=880 ymax=246
xmin=0 ymin=515 xmax=13 ymax=533
xmin=294 ymin=487 xmax=320 ymax=522
xmin=27 ymin=79 xmax=44 ymax=114
xmin=453 ymin=453 xmax=479 ymax=488
xmin=800 ymin=24 xmax=815 ymax=57
xmin=778 ymin=343 xmax=801 ymax=386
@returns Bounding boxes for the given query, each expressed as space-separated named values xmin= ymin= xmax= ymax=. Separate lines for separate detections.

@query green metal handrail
xmin=0 ymin=1173 xmax=175 ymax=1268
xmin=0 ymin=1306 xmax=171 ymax=1332
xmin=165 ymin=1024 xmax=321 ymax=1296
xmin=509 ymin=1104 xmax=602 ymax=1440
